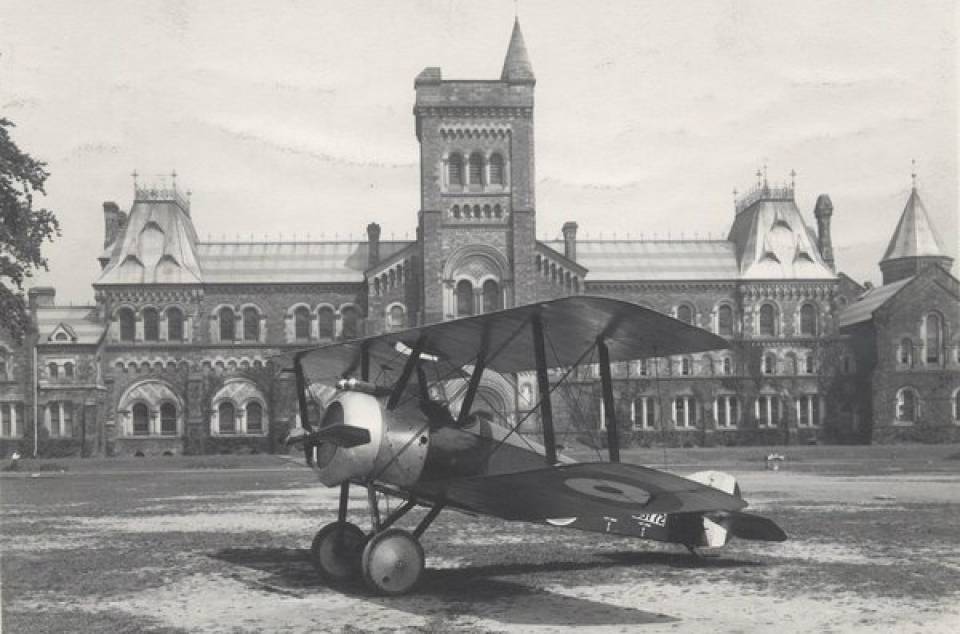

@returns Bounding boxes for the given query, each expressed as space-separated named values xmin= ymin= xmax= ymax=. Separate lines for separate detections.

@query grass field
xmin=2 ymin=445 xmax=959 ymax=632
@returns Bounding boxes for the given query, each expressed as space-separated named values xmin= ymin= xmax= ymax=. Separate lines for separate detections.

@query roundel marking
xmin=564 ymin=477 xmax=652 ymax=505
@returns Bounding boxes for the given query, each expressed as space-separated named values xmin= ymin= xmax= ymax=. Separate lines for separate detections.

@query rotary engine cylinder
xmin=313 ymin=391 xmax=430 ymax=488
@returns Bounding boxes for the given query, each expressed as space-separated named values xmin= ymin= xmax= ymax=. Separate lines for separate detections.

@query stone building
xmin=1 ymin=19 xmax=957 ymax=457
xmin=837 ymin=183 xmax=960 ymax=442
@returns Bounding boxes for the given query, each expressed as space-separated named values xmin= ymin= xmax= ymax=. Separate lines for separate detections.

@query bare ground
xmin=2 ymin=447 xmax=959 ymax=633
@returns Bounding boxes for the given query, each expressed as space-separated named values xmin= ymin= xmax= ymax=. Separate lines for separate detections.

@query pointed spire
xmin=501 ymin=18 xmax=535 ymax=84
xmin=881 ymin=185 xmax=949 ymax=262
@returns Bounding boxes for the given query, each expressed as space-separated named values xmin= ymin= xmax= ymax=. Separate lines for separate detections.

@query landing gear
xmin=361 ymin=529 xmax=424 ymax=595
xmin=310 ymin=480 xmax=442 ymax=595
xmin=310 ymin=521 xmax=365 ymax=581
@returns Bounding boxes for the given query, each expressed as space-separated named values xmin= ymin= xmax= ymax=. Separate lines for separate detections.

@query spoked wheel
xmin=361 ymin=528 xmax=425 ymax=595
xmin=310 ymin=521 xmax=366 ymax=582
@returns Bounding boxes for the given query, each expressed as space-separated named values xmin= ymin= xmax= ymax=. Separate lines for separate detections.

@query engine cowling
xmin=312 ymin=391 xmax=430 ymax=488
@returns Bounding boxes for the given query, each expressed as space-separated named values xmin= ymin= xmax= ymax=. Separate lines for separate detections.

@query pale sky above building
xmin=1 ymin=0 xmax=956 ymax=303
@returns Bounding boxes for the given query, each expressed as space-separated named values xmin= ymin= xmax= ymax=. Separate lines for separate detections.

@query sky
xmin=1 ymin=0 xmax=956 ymax=304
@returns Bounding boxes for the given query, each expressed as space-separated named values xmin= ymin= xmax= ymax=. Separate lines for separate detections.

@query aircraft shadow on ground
xmin=212 ymin=547 xmax=764 ymax=626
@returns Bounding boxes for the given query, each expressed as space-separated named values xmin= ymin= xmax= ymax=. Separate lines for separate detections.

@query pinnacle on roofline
xmin=501 ymin=18 xmax=535 ymax=84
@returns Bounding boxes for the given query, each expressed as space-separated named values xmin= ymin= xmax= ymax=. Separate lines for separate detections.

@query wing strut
xmin=293 ymin=352 xmax=314 ymax=466
xmin=387 ymin=335 xmax=425 ymax=410
xmin=456 ymin=326 xmax=490 ymax=427
xmin=531 ymin=312 xmax=557 ymax=465
xmin=457 ymin=354 xmax=486 ymax=427
xmin=597 ymin=337 xmax=620 ymax=463
xmin=360 ymin=340 xmax=370 ymax=381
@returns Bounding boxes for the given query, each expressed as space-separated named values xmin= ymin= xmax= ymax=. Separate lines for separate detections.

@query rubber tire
xmin=361 ymin=528 xmax=425 ymax=596
xmin=310 ymin=521 xmax=366 ymax=582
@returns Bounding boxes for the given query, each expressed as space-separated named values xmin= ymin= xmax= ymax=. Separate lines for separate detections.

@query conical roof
xmin=881 ymin=187 xmax=948 ymax=262
xmin=501 ymin=18 xmax=535 ymax=83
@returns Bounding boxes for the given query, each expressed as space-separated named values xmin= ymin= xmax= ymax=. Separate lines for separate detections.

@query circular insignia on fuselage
xmin=564 ymin=477 xmax=652 ymax=505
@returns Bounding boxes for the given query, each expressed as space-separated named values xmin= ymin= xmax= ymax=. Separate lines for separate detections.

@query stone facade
xmin=3 ymin=19 xmax=957 ymax=458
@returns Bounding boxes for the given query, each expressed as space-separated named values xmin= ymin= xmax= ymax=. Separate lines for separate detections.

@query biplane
xmin=283 ymin=296 xmax=786 ymax=595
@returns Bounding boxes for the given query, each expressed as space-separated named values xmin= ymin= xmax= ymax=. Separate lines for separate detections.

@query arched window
xmin=47 ymin=363 xmax=58 ymax=379
xmin=218 ymin=402 xmax=236 ymax=434
xmin=387 ymin=305 xmax=406 ymax=331
xmin=246 ymin=402 xmax=263 ymax=434
xmin=717 ymin=305 xmax=734 ymax=336
xmin=54 ymin=332 xmax=68 ymax=341
xmin=676 ymin=304 xmax=694 ymax=325
xmin=896 ymin=388 xmax=918 ymax=423
xmin=313 ymin=306 xmax=333 ymax=338
xmin=493 ymin=204 xmax=503 ymax=218
xmin=341 ymin=306 xmax=359 ymax=339
xmin=468 ymin=152 xmax=484 ymax=185
xmin=132 ymin=403 xmax=150 ymax=435
xmin=160 ymin=402 xmax=177 ymax=435
xmin=489 ymin=153 xmax=504 ymax=185
xmin=448 ymin=153 xmax=463 ymax=187
xmin=167 ymin=307 xmax=184 ymax=342
xmin=482 ymin=280 xmax=501 ymax=313
xmin=763 ymin=353 xmax=777 ymax=375
xmin=143 ymin=307 xmax=159 ymax=342
xmin=63 ymin=362 xmax=74 ymax=379
xmin=758 ymin=304 xmax=777 ymax=336
xmin=800 ymin=304 xmax=818 ymax=336
xmin=243 ymin=307 xmax=260 ymax=342
xmin=925 ymin=313 xmax=942 ymax=364
xmin=294 ymin=306 xmax=311 ymax=341
xmin=456 ymin=280 xmax=475 ymax=317
xmin=388 ymin=269 xmax=396 ymax=289
xmin=785 ymin=353 xmax=799 ymax=375
xmin=681 ymin=357 xmax=693 ymax=376
xmin=899 ymin=338 xmax=913 ymax=366
xmin=117 ymin=307 xmax=135 ymax=342
xmin=805 ymin=355 xmax=815 ymax=374
xmin=722 ymin=357 xmax=733 ymax=376
xmin=219 ymin=307 xmax=236 ymax=342
xmin=451 ymin=205 xmax=461 ymax=219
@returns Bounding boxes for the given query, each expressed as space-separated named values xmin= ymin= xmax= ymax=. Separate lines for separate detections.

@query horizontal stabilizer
xmin=707 ymin=510 xmax=787 ymax=542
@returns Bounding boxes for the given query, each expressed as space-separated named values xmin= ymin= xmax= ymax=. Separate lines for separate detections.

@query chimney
xmin=561 ymin=221 xmax=578 ymax=261
xmin=814 ymin=194 xmax=835 ymax=271
xmin=366 ymin=223 xmax=381 ymax=268
xmin=103 ymin=201 xmax=127 ymax=249
xmin=28 ymin=287 xmax=56 ymax=310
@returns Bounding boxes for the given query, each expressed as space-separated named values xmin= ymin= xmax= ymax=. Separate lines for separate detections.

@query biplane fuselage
xmin=285 ymin=297 xmax=786 ymax=595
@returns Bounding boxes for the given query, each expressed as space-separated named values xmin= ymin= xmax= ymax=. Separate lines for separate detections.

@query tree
xmin=1 ymin=118 xmax=60 ymax=343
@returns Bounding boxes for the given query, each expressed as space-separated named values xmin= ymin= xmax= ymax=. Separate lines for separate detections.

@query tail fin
xmin=686 ymin=470 xmax=741 ymax=547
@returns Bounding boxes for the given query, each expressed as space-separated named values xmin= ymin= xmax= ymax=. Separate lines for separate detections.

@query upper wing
xmin=419 ymin=462 xmax=748 ymax=520
xmin=286 ymin=296 xmax=728 ymax=382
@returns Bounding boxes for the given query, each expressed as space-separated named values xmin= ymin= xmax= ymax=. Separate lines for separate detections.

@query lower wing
xmin=424 ymin=462 xmax=748 ymax=521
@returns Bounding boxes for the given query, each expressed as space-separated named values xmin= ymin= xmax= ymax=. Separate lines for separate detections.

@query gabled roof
xmin=726 ymin=197 xmax=834 ymax=279
xmin=501 ymin=18 xmax=535 ymax=83
xmin=881 ymin=187 xmax=949 ymax=262
xmin=197 ymin=241 xmax=414 ymax=284
xmin=35 ymin=307 xmax=105 ymax=345
xmin=544 ymin=239 xmax=739 ymax=281
xmin=836 ymin=277 xmax=913 ymax=328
